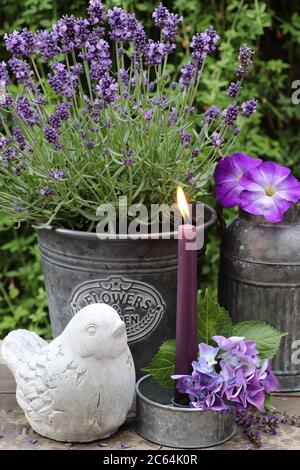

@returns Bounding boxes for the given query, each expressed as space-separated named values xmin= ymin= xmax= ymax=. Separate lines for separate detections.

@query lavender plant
xmin=0 ymin=2 xmax=257 ymax=230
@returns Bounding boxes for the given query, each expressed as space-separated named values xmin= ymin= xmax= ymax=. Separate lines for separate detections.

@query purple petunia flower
xmin=239 ymin=161 xmax=300 ymax=222
xmin=88 ymin=0 xmax=105 ymax=26
xmin=227 ymin=81 xmax=240 ymax=99
xmin=241 ymin=99 xmax=257 ymax=117
xmin=144 ymin=40 xmax=165 ymax=66
xmin=214 ymin=153 xmax=262 ymax=207
xmin=236 ymin=44 xmax=255 ymax=77
xmin=4 ymin=28 xmax=35 ymax=56
xmin=222 ymin=103 xmax=239 ymax=127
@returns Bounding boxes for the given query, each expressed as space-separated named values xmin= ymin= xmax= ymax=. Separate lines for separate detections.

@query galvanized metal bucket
xmin=136 ymin=375 xmax=236 ymax=448
xmin=218 ymin=203 xmax=300 ymax=391
xmin=36 ymin=205 xmax=216 ymax=375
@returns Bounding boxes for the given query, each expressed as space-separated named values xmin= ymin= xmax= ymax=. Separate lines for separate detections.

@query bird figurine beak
xmin=113 ymin=322 xmax=126 ymax=337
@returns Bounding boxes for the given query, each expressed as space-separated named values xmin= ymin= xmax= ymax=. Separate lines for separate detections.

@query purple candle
xmin=174 ymin=187 xmax=198 ymax=404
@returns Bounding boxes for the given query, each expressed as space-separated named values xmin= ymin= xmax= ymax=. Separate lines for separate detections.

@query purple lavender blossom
xmin=13 ymin=127 xmax=26 ymax=149
xmin=236 ymin=44 xmax=255 ymax=77
xmin=11 ymin=200 xmax=22 ymax=213
xmin=152 ymin=4 xmax=182 ymax=46
xmin=239 ymin=161 xmax=300 ymax=222
xmin=107 ymin=7 xmax=133 ymax=41
xmin=234 ymin=127 xmax=241 ymax=135
xmin=53 ymin=15 xmax=89 ymax=52
xmin=123 ymin=156 xmax=134 ymax=166
xmin=142 ymin=109 xmax=152 ymax=120
xmin=192 ymin=149 xmax=200 ymax=158
xmin=222 ymin=103 xmax=239 ymax=127
xmin=214 ymin=153 xmax=262 ymax=207
xmin=4 ymin=28 xmax=35 ymax=56
xmin=49 ymin=169 xmax=66 ymax=180
xmin=8 ymin=57 xmax=33 ymax=85
xmin=144 ymin=40 xmax=165 ymax=66
xmin=210 ymin=131 xmax=222 ymax=147
xmin=49 ymin=103 xmax=70 ymax=129
xmin=16 ymin=96 xmax=41 ymax=126
xmin=0 ymin=61 xmax=10 ymax=85
xmin=167 ymin=107 xmax=179 ymax=126
xmin=119 ymin=68 xmax=129 ymax=87
xmin=204 ymin=105 xmax=220 ymax=122
xmin=191 ymin=27 xmax=219 ymax=64
xmin=96 ymin=73 xmax=118 ymax=105
xmin=171 ymin=81 xmax=177 ymax=90
xmin=241 ymin=99 xmax=257 ymax=117
xmin=133 ymin=23 xmax=147 ymax=59
xmin=43 ymin=125 xmax=62 ymax=150
xmin=88 ymin=0 xmax=105 ymax=26
xmin=180 ymin=129 xmax=192 ymax=148
xmin=48 ymin=63 xmax=81 ymax=98
xmin=34 ymin=30 xmax=60 ymax=61
xmin=40 ymin=187 xmax=53 ymax=197
xmin=227 ymin=81 xmax=240 ymax=99
xmin=0 ymin=93 xmax=13 ymax=109
xmin=179 ymin=63 xmax=196 ymax=89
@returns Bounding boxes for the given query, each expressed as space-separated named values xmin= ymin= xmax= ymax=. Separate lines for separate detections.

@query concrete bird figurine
xmin=1 ymin=303 xmax=136 ymax=442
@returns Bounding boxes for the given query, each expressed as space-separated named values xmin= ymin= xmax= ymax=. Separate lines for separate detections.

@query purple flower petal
xmin=215 ymin=153 xmax=262 ymax=207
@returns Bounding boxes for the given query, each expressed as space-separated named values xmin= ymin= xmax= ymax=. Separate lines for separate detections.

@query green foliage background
xmin=0 ymin=0 xmax=299 ymax=338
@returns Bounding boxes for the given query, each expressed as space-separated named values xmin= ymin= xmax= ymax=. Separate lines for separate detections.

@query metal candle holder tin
xmin=135 ymin=375 xmax=236 ymax=449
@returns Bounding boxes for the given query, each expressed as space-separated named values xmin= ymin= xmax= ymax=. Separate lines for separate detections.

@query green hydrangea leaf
xmin=232 ymin=321 xmax=286 ymax=359
xmin=142 ymin=339 xmax=175 ymax=389
xmin=198 ymin=289 xmax=233 ymax=344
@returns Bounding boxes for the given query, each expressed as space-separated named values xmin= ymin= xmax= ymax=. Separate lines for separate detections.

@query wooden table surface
xmin=1 ymin=343 xmax=300 ymax=451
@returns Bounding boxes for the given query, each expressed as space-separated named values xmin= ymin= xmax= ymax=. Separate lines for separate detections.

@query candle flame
xmin=177 ymin=186 xmax=190 ymax=222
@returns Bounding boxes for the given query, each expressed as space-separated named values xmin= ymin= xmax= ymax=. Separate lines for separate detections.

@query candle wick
xmin=184 ymin=214 xmax=190 ymax=225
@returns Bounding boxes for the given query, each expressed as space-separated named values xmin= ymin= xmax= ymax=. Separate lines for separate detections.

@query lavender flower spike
xmin=241 ymin=99 xmax=257 ymax=117
xmin=222 ymin=103 xmax=239 ymax=127
xmin=88 ymin=0 xmax=105 ymax=26
xmin=236 ymin=44 xmax=255 ymax=77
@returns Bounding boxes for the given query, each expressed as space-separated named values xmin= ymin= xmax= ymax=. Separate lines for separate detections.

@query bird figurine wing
xmin=1 ymin=330 xmax=87 ymax=424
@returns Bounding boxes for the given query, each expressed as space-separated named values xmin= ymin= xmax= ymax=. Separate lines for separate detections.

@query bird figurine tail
xmin=1 ymin=330 xmax=47 ymax=377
